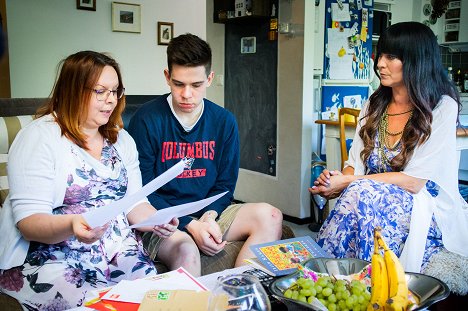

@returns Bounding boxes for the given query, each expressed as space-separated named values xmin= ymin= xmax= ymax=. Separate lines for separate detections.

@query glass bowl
xmin=269 ymin=257 xmax=450 ymax=311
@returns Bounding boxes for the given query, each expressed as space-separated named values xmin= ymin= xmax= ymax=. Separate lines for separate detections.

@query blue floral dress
xmin=0 ymin=140 xmax=156 ymax=310
xmin=316 ymin=137 xmax=443 ymax=272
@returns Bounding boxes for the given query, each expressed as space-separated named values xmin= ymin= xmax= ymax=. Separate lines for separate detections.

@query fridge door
xmin=322 ymin=0 xmax=374 ymax=81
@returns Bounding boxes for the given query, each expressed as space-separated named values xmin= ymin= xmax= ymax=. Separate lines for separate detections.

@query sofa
xmin=0 ymin=96 xmax=295 ymax=309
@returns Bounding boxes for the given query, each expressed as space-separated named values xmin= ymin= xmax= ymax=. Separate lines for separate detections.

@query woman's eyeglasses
xmin=90 ymin=87 xmax=125 ymax=101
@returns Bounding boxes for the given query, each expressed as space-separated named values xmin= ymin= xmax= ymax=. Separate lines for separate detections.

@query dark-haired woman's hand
xmin=309 ymin=171 xmax=350 ymax=200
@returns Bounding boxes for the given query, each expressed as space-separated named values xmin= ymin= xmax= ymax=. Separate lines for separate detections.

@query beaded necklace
xmin=377 ymin=107 xmax=413 ymax=172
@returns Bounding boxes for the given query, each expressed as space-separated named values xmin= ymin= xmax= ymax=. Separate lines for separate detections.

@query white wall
xmin=389 ymin=0 xmax=414 ymax=24
xmin=6 ymin=0 xmax=206 ymax=97
xmin=205 ymin=0 xmax=225 ymax=107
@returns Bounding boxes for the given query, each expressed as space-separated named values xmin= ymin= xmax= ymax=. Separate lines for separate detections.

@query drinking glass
xmin=208 ymin=274 xmax=271 ymax=311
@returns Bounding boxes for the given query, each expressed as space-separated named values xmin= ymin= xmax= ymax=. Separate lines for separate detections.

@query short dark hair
xmin=166 ymin=33 xmax=212 ymax=76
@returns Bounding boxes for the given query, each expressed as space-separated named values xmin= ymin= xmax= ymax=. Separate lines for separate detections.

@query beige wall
xmin=205 ymin=0 xmax=225 ymax=107
xmin=6 ymin=0 xmax=206 ymax=97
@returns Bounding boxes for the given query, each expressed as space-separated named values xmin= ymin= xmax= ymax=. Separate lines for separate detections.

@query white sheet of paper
xmin=101 ymin=267 xmax=207 ymax=303
xmin=343 ymin=95 xmax=362 ymax=108
xmin=329 ymin=54 xmax=354 ymax=80
xmin=82 ymin=160 xmax=186 ymax=228
xmin=128 ymin=191 xmax=228 ymax=229
xmin=331 ymin=3 xmax=350 ymax=22
xmin=327 ymin=28 xmax=353 ymax=57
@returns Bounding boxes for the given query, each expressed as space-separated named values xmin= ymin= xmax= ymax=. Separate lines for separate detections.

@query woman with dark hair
xmin=309 ymin=22 xmax=467 ymax=273
xmin=0 ymin=51 xmax=178 ymax=309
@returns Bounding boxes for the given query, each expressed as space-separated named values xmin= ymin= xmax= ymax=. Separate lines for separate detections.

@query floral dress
xmin=0 ymin=140 xmax=156 ymax=310
xmin=316 ymin=137 xmax=443 ymax=272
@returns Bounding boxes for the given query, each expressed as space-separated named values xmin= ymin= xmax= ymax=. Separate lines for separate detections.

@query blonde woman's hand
xmin=152 ymin=217 xmax=179 ymax=239
xmin=72 ymin=215 xmax=108 ymax=244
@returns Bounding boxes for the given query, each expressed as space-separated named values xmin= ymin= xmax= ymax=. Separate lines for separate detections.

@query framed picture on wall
xmin=112 ymin=2 xmax=141 ymax=33
xmin=157 ymin=22 xmax=174 ymax=45
xmin=77 ymin=0 xmax=96 ymax=11
xmin=241 ymin=36 xmax=256 ymax=54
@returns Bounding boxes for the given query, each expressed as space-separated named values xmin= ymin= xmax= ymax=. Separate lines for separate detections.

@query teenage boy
xmin=128 ymin=33 xmax=283 ymax=276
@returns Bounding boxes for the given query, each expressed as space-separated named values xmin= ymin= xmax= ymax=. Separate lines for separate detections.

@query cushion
xmin=425 ymin=248 xmax=468 ymax=296
xmin=0 ymin=116 xmax=34 ymax=154
xmin=0 ymin=293 xmax=22 ymax=310
xmin=0 ymin=154 xmax=7 ymax=205
xmin=0 ymin=116 xmax=34 ymax=205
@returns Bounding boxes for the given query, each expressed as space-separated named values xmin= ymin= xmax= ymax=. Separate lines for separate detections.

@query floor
xmin=283 ymin=220 xmax=318 ymax=240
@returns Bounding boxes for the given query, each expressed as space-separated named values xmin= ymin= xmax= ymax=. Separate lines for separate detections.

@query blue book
xmin=249 ymin=236 xmax=332 ymax=276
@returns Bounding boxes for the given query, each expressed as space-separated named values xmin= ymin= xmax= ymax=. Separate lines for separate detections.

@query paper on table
xmin=82 ymin=160 xmax=186 ymax=228
xmin=101 ymin=267 xmax=207 ymax=304
xmin=128 ymin=191 xmax=228 ymax=229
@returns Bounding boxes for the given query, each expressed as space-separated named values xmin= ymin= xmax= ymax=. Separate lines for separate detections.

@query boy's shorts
xmin=142 ymin=203 xmax=243 ymax=261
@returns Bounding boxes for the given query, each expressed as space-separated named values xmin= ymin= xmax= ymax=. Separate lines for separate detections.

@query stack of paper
xmin=85 ymin=267 xmax=207 ymax=311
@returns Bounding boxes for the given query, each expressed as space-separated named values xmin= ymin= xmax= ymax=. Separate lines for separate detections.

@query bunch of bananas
xmin=368 ymin=227 xmax=409 ymax=311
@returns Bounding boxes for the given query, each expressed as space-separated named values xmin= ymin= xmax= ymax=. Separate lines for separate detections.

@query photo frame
xmin=76 ymin=0 xmax=96 ymax=11
xmin=241 ymin=36 xmax=256 ymax=54
xmin=158 ymin=22 xmax=174 ymax=45
xmin=112 ymin=2 xmax=141 ymax=33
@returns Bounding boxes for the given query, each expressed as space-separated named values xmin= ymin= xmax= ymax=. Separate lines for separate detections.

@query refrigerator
xmin=319 ymin=0 xmax=374 ymax=155
xmin=309 ymin=0 xmax=375 ymax=230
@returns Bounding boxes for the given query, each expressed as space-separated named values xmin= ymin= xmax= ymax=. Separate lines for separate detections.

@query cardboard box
xmin=137 ymin=290 xmax=225 ymax=311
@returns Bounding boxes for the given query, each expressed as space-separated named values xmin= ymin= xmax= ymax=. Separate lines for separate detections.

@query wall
xmin=389 ymin=0 xmax=414 ymax=24
xmin=205 ymin=1 xmax=225 ymax=107
xmin=0 ymin=0 xmax=10 ymax=97
xmin=6 ymin=0 xmax=206 ymax=97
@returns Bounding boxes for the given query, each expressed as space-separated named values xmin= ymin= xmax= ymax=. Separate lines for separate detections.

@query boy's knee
xmin=176 ymin=239 xmax=200 ymax=258
xmin=253 ymin=203 xmax=283 ymax=227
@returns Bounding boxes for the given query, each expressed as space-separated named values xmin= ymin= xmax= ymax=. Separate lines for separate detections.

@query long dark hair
xmin=37 ymin=51 xmax=125 ymax=149
xmin=360 ymin=22 xmax=461 ymax=171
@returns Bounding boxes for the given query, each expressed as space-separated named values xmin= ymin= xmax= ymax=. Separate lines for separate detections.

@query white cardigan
xmin=346 ymin=96 xmax=468 ymax=272
xmin=0 ymin=115 xmax=144 ymax=269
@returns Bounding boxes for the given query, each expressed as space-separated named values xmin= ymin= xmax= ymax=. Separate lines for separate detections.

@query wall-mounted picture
xmin=77 ymin=0 xmax=96 ymax=11
xmin=241 ymin=36 xmax=256 ymax=54
xmin=158 ymin=22 xmax=174 ymax=45
xmin=112 ymin=2 xmax=141 ymax=33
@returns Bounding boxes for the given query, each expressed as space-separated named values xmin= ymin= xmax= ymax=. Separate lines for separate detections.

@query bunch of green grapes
xmin=283 ymin=276 xmax=371 ymax=311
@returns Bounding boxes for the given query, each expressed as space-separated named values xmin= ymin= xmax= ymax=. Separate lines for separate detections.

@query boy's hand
xmin=186 ymin=219 xmax=226 ymax=256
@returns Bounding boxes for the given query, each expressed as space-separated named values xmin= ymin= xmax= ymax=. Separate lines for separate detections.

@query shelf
xmin=213 ymin=0 xmax=271 ymax=24
xmin=441 ymin=0 xmax=468 ymax=44
xmin=215 ymin=15 xmax=270 ymax=24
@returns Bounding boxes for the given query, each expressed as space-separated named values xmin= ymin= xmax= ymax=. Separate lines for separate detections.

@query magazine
xmin=249 ymin=236 xmax=331 ymax=276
